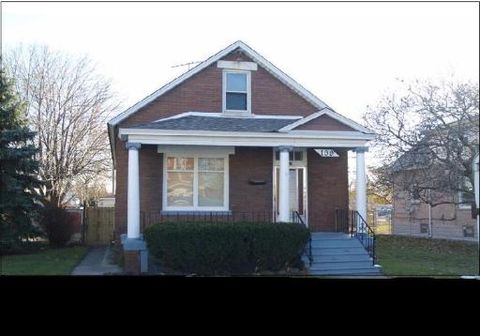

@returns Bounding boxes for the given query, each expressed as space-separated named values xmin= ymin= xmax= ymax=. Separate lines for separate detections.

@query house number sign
xmin=315 ymin=149 xmax=339 ymax=158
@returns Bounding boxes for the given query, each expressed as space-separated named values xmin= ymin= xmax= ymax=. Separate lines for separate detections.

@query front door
xmin=274 ymin=167 xmax=307 ymax=224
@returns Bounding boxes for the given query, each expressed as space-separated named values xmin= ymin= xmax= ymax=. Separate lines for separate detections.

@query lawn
xmin=376 ymin=235 xmax=479 ymax=277
xmin=1 ymin=246 xmax=89 ymax=275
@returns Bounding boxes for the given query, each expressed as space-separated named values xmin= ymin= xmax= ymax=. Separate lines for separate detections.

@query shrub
xmin=144 ymin=221 xmax=310 ymax=275
xmin=40 ymin=207 xmax=76 ymax=247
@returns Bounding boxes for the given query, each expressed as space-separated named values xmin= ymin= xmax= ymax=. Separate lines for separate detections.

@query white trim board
xmin=119 ymin=127 xmax=375 ymax=140
xmin=123 ymin=133 xmax=372 ymax=148
xmin=217 ymin=60 xmax=258 ymax=71
xmin=157 ymin=145 xmax=235 ymax=156
xmin=108 ymin=40 xmax=331 ymax=127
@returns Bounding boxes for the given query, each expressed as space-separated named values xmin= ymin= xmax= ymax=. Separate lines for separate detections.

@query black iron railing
xmin=292 ymin=211 xmax=313 ymax=267
xmin=334 ymin=209 xmax=376 ymax=265
xmin=140 ymin=211 xmax=275 ymax=231
xmin=140 ymin=210 xmax=314 ymax=267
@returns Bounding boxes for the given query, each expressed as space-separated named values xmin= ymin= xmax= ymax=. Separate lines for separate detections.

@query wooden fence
xmin=84 ymin=207 xmax=115 ymax=245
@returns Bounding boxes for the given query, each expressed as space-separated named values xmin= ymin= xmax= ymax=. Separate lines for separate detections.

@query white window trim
xmin=458 ymin=178 xmax=473 ymax=209
xmin=458 ymin=191 xmax=473 ymax=209
xmin=222 ymin=70 xmax=251 ymax=115
xmin=273 ymin=148 xmax=307 ymax=168
xmin=162 ymin=153 xmax=230 ymax=212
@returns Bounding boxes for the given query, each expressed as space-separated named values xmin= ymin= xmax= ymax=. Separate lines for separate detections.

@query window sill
xmin=223 ymin=111 xmax=251 ymax=117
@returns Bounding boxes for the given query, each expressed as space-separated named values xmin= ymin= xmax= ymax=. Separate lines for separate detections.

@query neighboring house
xmin=391 ymin=134 xmax=478 ymax=241
xmin=108 ymin=41 xmax=375 ymax=273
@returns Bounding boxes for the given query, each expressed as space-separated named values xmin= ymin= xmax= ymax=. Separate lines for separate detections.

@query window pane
xmin=167 ymin=172 xmax=193 ymax=206
xmin=275 ymin=151 xmax=279 ymax=161
xmin=294 ymin=151 xmax=303 ymax=161
xmin=461 ymin=179 xmax=474 ymax=203
xmin=198 ymin=172 xmax=224 ymax=207
xmin=226 ymin=93 xmax=247 ymax=110
xmin=226 ymin=73 xmax=247 ymax=92
xmin=199 ymin=158 xmax=224 ymax=171
xmin=167 ymin=157 xmax=194 ymax=171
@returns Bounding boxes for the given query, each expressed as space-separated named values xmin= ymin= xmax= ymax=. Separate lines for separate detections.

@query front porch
xmin=122 ymin=145 xmax=369 ymax=233
xmin=116 ymin=114 xmax=374 ymax=274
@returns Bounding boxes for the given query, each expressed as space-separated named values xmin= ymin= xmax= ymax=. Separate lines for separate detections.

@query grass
xmin=1 ymin=246 xmax=89 ymax=275
xmin=376 ymin=235 xmax=479 ymax=277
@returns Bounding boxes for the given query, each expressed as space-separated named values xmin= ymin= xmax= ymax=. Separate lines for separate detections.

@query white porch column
xmin=278 ymin=146 xmax=292 ymax=222
xmin=355 ymin=147 xmax=368 ymax=232
xmin=126 ymin=142 xmax=141 ymax=239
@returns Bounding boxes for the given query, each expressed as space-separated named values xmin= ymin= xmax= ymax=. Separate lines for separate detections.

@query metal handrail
xmin=293 ymin=211 xmax=313 ymax=267
xmin=334 ymin=209 xmax=376 ymax=266
xmin=352 ymin=210 xmax=376 ymax=265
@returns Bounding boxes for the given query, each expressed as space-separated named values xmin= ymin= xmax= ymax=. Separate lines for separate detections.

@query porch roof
xmin=130 ymin=114 xmax=299 ymax=133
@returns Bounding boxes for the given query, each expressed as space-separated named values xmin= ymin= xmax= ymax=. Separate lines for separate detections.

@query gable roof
xmin=130 ymin=113 xmax=299 ymax=133
xmin=108 ymin=40 xmax=330 ymax=126
xmin=278 ymin=108 xmax=373 ymax=134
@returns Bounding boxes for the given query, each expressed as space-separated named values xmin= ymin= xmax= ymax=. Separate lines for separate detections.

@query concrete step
xmin=312 ymin=254 xmax=372 ymax=263
xmin=310 ymin=260 xmax=374 ymax=271
xmin=311 ymin=240 xmax=363 ymax=248
xmin=311 ymin=233 xmax=350 ymax=240
xmin=309 ymin=268 xmax=382 ymax=276
xmin=312 ymin=245 xmax=367 ymax=254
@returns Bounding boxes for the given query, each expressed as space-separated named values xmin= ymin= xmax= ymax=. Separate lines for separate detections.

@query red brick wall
xmin=295 ymin=114 xmax=355 ymax=131
xmin=307 ymin=148 xmax=349 ymax=231
xmin=229 ymin=147 xmax=273 ymax=216
xmin=115 ymin=147 xmax=274 ymax=238
xmin=115 ymin=145 xmax=349 ymax=237
xmin=119 ymin=50 xmax=317 ymax=128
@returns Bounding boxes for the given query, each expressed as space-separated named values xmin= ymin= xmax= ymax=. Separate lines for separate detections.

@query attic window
xmin=223 ymin=70 xmax=251 ymax=113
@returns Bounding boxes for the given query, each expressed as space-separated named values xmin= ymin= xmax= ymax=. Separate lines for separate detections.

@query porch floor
xmin=303 ymin=232 xmax=382 ymax=276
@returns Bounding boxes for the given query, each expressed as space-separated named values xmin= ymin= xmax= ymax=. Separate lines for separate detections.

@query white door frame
xmin=272 ymin=148 xmax=308 ymax=225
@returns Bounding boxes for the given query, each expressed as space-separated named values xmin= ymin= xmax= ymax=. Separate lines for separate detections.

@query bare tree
xmin=72 ymin=174 xmax=110 ymax=206
xmin=4 ymin=45 xmax=120 ymax=207
xmin=363 ymin=78 xmax=479 ymax=208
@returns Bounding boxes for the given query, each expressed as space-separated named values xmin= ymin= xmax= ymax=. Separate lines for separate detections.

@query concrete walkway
xmin=72 ymin=246 xmax=123 ymax=275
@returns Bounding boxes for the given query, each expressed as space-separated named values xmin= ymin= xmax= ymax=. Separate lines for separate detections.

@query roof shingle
xmin=130 ymin=115 xmax=297 ymax=132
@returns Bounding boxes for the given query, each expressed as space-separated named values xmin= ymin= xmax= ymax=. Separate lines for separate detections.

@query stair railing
xmin=334 ymin=209 xmax=376 ymax=266
xmin=352 ymin=210 xmax=376 ymax=266
xmin=292 ymin=211 xmax=313 ymax=267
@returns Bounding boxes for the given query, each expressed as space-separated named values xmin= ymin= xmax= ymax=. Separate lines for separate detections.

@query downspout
xmin=473 ymin=153 xmax=479 ymax=276
xmin=428 ymin=203 xmax=432 ymax=238
xmin=428 ymin=189 xmax=432 ymax=238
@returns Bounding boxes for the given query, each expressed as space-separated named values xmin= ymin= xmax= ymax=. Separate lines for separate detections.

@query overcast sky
xmin=2 ymin=2 xmax=479 ymax=175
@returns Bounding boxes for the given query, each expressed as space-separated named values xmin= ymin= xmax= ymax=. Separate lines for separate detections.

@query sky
xmin=2 ymin=2 xmax=479 ymax=182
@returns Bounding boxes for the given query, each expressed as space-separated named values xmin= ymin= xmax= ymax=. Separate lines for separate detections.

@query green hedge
xmin=144 ymin=221 xmax=310 ymax=275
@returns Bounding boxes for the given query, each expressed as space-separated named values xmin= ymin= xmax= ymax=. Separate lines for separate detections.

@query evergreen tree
xmin=0 ymin=69 xmax=43 ymax=251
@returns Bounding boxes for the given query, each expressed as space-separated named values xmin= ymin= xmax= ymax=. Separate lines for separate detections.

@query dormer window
xmin=223 ymin=70 xmax=251 ymax=114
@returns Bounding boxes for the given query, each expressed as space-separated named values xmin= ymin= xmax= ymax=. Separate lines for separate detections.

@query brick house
xmin=391 ymin=138 xmax=478 ymax=241
xmin=392 ymin=175 xmax=478 ymax=241
xmin=108 ymin=41 xmax=376 ymax=273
